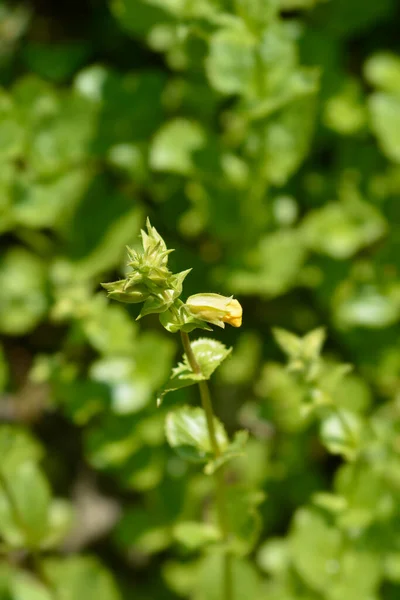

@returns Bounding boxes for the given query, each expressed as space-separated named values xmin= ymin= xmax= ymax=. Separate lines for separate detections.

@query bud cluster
xmin=102 ymin=219 xmax=242 ymax=332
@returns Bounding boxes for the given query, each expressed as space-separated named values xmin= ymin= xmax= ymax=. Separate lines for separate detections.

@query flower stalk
xmin=180 ymin=331 xmax=233 ymax=600
xmin=103 ymin=219 xmax=241 ymax=600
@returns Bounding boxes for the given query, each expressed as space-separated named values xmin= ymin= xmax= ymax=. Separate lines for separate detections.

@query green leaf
xmin=364 ymin=52 xmax=400 ymax=94
xmin=273 ymin=328 xmax=302 ymax=357
xmin=289 ymin=507 xmax=342 ymax=592
xmin=41 ymin=499 xmax=74 ymax=549
xmin=190 ymin=338 xmax=232 ymax=378
xmin=302 ymin=328 xmax=326 ymax=360
xmin=0 ymin=425 xmax=43 ymax=469
xmin=150 ymin=119 xmax=206 ymax=174
xmin=319 ymin=409 xmax=363 ymax=460
xmin=165 ymin=405 xmax=229 ymax=463
xmin=206 ymin=26 xmax=256 ymax=95
xmin=369 ymin=92 xmax=400 ymax=163
xmin=228 ymin=230 xmax=307 ymax=296
xmin=301 ymin=200 xmax=386 ymax=258
xmin=290 ymin=509 xmax=381 ymax=599
xmin=259 ymin=92 xmax=318 ymax=185
xmin=10 ymin=571 xmax=53 ymax=600
xmin=43 ymin=556 xmax=121 ymax=600
xmin=173 ymin=521 xmax=220 ymax=550
xmin=157 ymin=338 xmax=231 ymax=404
xmin=194 ymin=550 xmax=263 ymax=600
xmin=257 ymin=537 xmax=290 ymax=575
xmin=0 ymin=248 xmax=48 ymax=335
xmin=0 ymin=461 xmax=51 ymax=548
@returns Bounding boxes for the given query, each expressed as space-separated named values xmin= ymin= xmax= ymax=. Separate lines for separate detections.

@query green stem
xmin=180 ymin=332 xmax=233 ymax=600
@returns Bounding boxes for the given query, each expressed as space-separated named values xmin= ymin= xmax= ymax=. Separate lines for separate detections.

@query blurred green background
xmin=2 ymin=0 xmax=400 ymax=598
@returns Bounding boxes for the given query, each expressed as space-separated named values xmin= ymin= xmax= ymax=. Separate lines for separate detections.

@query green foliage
xmin=158 ymin=338 xmax=232 ymax=404
xmin=2 ymin=0 xmax=400 ymax=598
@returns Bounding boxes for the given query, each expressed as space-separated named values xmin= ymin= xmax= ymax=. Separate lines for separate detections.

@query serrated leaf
xmin=165 ymin=405 xmax=229 ymax=463
xmin=157 ymin=338 xmax=231 ymax=405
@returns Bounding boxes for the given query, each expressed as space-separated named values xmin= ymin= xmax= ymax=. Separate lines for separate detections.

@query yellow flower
xmin=186 ymin=293 xmax=242 ymax=328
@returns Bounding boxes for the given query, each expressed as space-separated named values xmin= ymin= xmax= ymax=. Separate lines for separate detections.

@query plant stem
xmin=180 ymin=332 xmax=233 ymax=600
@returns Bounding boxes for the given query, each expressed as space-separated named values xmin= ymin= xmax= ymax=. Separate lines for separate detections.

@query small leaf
xmin=150 ymin=119 xmax=206 ymax=174
xmin=190 ymin=339 xmax=232 ymax=379
xmin=272 ymin=328 xmax=302 ymax=357
xmin=157 ymin=338 xmax=231 ymax=405
xmin=302 ymin=327 xmax=326 ymax=360
xmin=165 ymin=406 xmax=228 ymax=463
xmin=41 ymin=499 xmax=74 ymax=549
xmin=137 ymin=294 xmax=169 ymax=319
xmin=206 ymin=26 xmax=256 ymax=95
xmin=320 ymin=409 xmax=363 ymax=460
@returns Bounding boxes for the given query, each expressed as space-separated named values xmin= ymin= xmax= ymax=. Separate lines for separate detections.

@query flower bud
xmin=185 ymin=293 xmax=242 ymax=328
xmin=101 ymin=280 xmax=150 ymax=304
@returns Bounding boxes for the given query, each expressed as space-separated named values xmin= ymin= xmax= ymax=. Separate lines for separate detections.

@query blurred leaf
xmin=0 ymin=248 xmax=47 ymax=335
xmin=0 ymin=461 xmax=51 ymax=548
xmin=150 ymin=119 xmax=206 ymax=174
xmin=165 ymin=405 xmax=228 ymax=463
xmin=10 ymin=571 xmax=53 ymax=600
xmin=302 ymin=200 xmax=386 ymax=259
xmin=369 ymin=93 xmax=400 ymax=163
xmin=206 ymin=25 xmax=256 ymax=95
xmin=319 ymin=409 xmax=364 ymax=460
xmin=289 ymin=507 xmax=381 ymax=597
xmin=43 ymin=556 xmax=121 ymax=600
xmin=173 ymin=521 xmax=219 ymax=550
xmin=364 ymin=53 xmax=400 ymax=93
xmin=229 ymin=230 xmax=307 ymax=296
xmin=194 ymin=550 xmax=263 ymax=600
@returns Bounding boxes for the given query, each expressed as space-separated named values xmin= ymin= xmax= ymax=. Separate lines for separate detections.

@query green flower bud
xmin=101 ymin=280 xmax=150 ymax=304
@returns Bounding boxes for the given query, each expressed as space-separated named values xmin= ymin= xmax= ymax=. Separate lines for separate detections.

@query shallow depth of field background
xmin=1 ymin=0 xmax=400 ymax=598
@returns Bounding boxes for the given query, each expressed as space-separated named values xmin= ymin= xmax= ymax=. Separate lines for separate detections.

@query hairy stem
xmin=180 ymin=332 xmax=233 ymax=600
